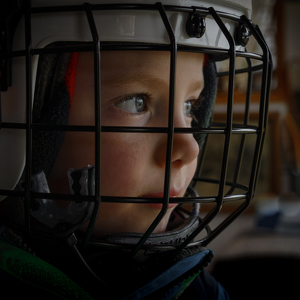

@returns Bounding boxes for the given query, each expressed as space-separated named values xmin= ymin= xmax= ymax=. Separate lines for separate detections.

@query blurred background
xmin=205 ymin=1 xmax=300 ymax=299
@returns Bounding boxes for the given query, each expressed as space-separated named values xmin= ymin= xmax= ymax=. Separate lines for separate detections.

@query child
xmin=47 ymin=50 xmax=202 ymax=236
xmin=0 ymin=0 xmax=271 ymax=299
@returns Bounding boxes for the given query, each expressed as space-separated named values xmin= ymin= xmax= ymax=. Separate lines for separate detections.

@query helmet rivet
xmin=186 ymin=13 xmax=206 ymax=38
xmin=236 ymin=24 xmax=251 ymax=47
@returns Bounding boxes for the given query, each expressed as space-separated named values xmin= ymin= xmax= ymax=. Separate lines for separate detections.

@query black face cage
xmin=0 ymin=2 xmax=272 ymax=258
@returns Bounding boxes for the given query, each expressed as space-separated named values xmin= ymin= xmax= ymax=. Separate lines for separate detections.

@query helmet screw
xmin=236 ymin=24 xmax=251 ymax=47
xmin=186 ymin=13 xmax=206 ymax=38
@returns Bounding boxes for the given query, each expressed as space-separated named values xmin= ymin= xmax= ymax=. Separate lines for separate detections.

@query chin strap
xmin=93 ymin=205 xmax=200 ymax=247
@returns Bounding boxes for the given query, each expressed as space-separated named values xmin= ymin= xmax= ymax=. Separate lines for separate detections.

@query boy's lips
xmin=139 ymin=189 xmax=181 ymax=209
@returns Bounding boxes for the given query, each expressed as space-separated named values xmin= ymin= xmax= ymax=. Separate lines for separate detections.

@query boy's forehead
xmin=99 ymin=51 xmax=204 ymax=87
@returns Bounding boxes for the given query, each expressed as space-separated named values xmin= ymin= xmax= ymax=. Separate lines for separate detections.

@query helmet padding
xmin=32 ymin=44 xmax=79 ymax=177
xmin=192 ymin=59 xmax=217 ymax=148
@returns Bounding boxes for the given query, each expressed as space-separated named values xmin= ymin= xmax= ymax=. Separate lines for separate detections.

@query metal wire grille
xmin=0 ymin=2 xmax=272 ymax=255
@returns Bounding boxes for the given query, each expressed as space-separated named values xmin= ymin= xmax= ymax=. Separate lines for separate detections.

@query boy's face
xmin=48 ymin=50 xmax=204 ymax=236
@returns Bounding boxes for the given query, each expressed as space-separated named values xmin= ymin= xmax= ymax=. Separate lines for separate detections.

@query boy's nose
xmin=171 ymin=131 xmax=199 ymax=169
xmin=155 ymin=114 xmax=199 ymax=169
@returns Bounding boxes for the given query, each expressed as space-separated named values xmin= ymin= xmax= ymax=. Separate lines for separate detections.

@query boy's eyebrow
xmin=102 ymin=72 xmax=204 ymax=93
xmin=102 ymin=72 xmax=165 ymax=87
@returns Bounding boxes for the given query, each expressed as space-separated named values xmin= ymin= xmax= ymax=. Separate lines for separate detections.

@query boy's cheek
xmin=100 ymin=133 xmax=150 ymax=196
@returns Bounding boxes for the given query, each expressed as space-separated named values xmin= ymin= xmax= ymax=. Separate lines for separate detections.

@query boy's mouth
xmin=139 ymin=189 xmax=181 ymax=209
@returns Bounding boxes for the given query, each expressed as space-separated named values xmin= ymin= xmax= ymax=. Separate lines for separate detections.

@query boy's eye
xmin=114 ymin=95 xmax=146 ymax=114
xmin=183 ymin=100 xmax=193 ymax=117
xmin=184 ymin=96 xmax=204 ymax=121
